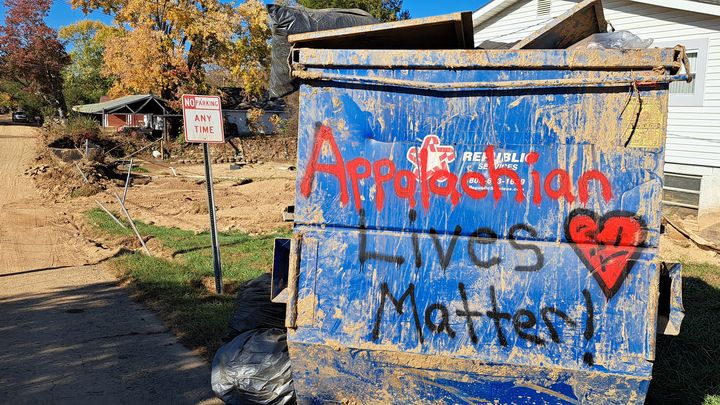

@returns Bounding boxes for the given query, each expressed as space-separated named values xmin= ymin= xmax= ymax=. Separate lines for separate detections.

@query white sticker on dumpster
xmin=182 ymin=94 xmax=224 ymax=143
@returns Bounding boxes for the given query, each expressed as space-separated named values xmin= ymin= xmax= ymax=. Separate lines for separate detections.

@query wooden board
xmin=512 ymin=0 xmax=607 ymax=49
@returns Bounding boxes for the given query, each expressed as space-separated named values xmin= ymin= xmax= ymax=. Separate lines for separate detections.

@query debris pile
xmin=26 ymin=152 xmax=123 ymax=198
xmin=173 ymin=135 xmax=297 ymax=165
xmin=29 ymin=121 xmax=160 ymax=198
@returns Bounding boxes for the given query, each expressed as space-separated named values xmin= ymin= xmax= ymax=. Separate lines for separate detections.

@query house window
xmin=662 ymin=172 xmax=701 ymax=217
xmin=659 ymin=38 xmax=708 ymax=107
xmin=537 ymin=0 xmax=551 ymax=16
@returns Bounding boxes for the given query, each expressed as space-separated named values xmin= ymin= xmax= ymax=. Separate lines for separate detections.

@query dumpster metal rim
xmin=291 ymin=70 xmax=689 ymax=91
xmin=291 ymin=48 xmax=682 ymax=71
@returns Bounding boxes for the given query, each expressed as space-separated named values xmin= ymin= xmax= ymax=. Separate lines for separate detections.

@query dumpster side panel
xmin=289 ymin=50 xmax=671 ymax=403
xmin=290 ymin=227 xmax=657 ymax=374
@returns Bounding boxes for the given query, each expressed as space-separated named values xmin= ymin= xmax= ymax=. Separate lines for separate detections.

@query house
xmin=223 ymin=108 xmax=288 ymax=136
xmin=73 ymin=94 xmax=173 ymax=129
xmin=219 ymin=88 xmax=289 ymax=136
xmin=473 ymin=0 xmax=720 ymax=222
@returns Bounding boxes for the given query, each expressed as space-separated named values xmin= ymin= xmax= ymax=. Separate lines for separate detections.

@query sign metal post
xmin=182 ymin=94 xmax=225 ymax=293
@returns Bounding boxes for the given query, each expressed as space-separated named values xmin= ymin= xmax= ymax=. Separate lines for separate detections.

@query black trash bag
xmin=212 ymin=328 xmax=295 ymax=405
xmin=267 ymin=5 xmax=379 ymax=98
xmin=226 ymin=273 xmax=286 ymax=340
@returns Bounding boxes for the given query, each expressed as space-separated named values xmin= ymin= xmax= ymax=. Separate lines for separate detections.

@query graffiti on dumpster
xmin=565 ymin=209 xmax=647 ymax=300
xmin=300 ymin=125 xmax=648 ymax=366
xmin=358 ymin=207 xmax=645 ymax=300
xmin=300 ymin=126 xmax=614 ymax=212
xmin=358 ymin=209 xmax=544 ymax=272
xmin=370 ymin=282 xmax=597 ymax=366
xmin=302 ymin=125 xmax=649 ymax=298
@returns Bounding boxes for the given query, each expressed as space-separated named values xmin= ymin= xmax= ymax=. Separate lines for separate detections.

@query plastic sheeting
xmin=227 ymin=273 xmax=286 ymax=339
xmin=568 ymin=30 xmax=653 ymax=49
xmin=212 ymin=328 xmax=295 ymax=405
xmin=267 ymin=5 xmax=378 ymax=98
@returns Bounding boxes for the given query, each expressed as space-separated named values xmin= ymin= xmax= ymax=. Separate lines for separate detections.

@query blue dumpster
xmin=280 ymin=28 xmax=688 ymax=404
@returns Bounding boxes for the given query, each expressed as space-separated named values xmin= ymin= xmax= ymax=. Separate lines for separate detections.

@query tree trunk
xmin=55 ymin=87 xmax=68 ymax=119
xmin=42 ymin=71 xmax=69 ymax=119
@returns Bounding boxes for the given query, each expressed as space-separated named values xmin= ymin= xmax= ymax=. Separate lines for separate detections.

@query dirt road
xmin=0 ymin=123 xmax=216 ymax=404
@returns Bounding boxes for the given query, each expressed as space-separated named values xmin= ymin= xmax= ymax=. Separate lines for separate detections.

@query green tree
xmin=59 ymin=20 xmax=116 ymax=109
xmin=296 ymin=0 xmax=410 ymax=21
xmin=0 ymin=79 xmax=47 ymax=115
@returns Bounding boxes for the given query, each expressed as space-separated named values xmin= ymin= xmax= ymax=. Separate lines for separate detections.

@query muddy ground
xmin=0 ymin=120 xmax=221 ymax=404
xmin=23 ymin=129 xmax=298 ymax=258
xmin=82 ymin=160 xmax=296 ymax=235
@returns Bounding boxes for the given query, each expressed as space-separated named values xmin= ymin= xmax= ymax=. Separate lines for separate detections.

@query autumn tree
xmin=59 ymin=20 xmax=116 ymax=108
xmin=215 ymin=0 xmax=271 ymax=97
xmin=72 ymin=0 xmax=270 ymax=101
xmin=0 ymin=91 xmax=12 ymax=112
xmin=297 ymin=0 xmax=410 ymax=21
xmin=0 ymin=0 xmax=71 ymax=117
xmin=101 ymin=23 xmax=188 ymax=99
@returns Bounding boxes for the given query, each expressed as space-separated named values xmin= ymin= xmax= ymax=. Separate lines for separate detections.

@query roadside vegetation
xmin=86 ymin=208 xmax=289 ymax=358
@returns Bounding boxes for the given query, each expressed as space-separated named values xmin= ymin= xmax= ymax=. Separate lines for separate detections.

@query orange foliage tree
xmin=71 ymin=0 xmax=271 ymax=102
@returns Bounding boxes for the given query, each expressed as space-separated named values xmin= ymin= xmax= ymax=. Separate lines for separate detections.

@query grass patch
xmin=88 ymin=207 xmax=720 ymax=401
xmin=131 ymin=166 xmax=149 ymax=173
xmin=87 ymin=208 xmax=289 ymax=359
xmin=647 ymin=262 xmax=720 ymax=404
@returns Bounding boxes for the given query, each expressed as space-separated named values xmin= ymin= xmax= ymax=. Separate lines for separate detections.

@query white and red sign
xmin=181 ymin=94 xmax=225 ymax=143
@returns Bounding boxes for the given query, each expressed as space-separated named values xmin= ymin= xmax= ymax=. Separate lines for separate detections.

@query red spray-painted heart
xmin=565 ymin=209 xmax=646 ymax=300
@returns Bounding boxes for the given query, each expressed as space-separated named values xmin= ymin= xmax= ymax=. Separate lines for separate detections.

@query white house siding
xmin=223 ymin=110 xmax=288 ymax=136
xmin=473 ymin=0 xmax=579 ymax=44
xmin=474 ymin=0 xmax=720 ymax=218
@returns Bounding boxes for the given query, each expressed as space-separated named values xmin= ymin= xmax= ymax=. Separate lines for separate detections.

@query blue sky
xmin=2 ymin=0 xmax=489 ymax=30
xmin=405 ymin=0 xmax=487 ymax=18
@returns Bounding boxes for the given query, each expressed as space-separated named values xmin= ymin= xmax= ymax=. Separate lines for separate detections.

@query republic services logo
xmin=406 ymin=135 xmax=456 ymax=180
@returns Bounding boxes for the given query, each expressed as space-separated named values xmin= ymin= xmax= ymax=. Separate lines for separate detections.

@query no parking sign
xmin=181 ymin=95 xmax=225 ymax=143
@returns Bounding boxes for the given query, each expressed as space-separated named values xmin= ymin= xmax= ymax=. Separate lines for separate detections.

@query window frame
xmin=656 ymin=38 xmax=709 ymax=107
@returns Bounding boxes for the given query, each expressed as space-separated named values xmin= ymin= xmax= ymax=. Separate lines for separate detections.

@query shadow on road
xmin=0 ymin=276 xmax=215 ymax=404
xmin=647 ymin=275 xmax=720 ymax=404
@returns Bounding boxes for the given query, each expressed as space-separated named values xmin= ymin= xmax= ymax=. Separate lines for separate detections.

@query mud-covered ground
xmin=82 ymin=160 xmax=296 ymax=236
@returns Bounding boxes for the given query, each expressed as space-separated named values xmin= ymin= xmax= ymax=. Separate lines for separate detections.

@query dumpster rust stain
xmin=533 ymin=84 xmax=667 ymax=151
xmin=288 ymin=340 xmax=650 ymax=403
xmin=296 ymin=293 xmax=318 ymax=327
